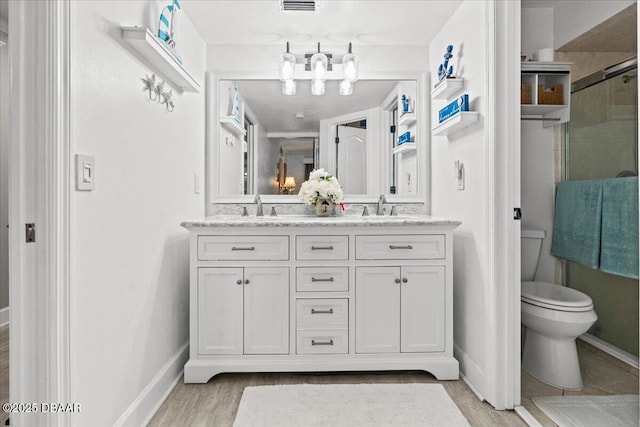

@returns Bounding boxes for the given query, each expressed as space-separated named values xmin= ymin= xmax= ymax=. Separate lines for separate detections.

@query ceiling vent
xmin=280 ymin=0 xmax=318 ymax=12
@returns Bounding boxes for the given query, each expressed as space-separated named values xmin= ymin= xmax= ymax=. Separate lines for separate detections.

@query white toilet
xmin=521 ymin=227 xmax=597 ymax=390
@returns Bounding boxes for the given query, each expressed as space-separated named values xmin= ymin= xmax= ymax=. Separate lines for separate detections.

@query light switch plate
xmin=455 ymin=161 xmax=465 ymax=191
xmin=75 ymin=154 xmax=95 ymax=191
xmin=194 ymin=174 xmax=201 ymax=194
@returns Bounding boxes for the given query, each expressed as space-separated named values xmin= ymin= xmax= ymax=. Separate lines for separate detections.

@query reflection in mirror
xmin=215 ymin=78 xmax=419 ymax=199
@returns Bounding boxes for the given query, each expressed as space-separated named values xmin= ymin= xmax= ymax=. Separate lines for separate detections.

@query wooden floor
xmin=1 ymin=324 xmax=9 ymax=427
xmin=3 ymin=324 xmax=636 ymax=426
xmin=522 ymin=339 xmax=639 ymax=426
xmin=149 ymin=370 xmax=526 ymax=427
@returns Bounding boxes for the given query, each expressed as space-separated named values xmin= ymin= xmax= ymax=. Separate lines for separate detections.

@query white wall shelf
xmin=521 ymin=104 xmax=568 ymax=115
xmin=432 ymin=112 xmax=479 ymax=137
xmin=121 ymin=26 xmax=201 ymax=93
xmin=392 ymin=143 xmax=417 ymax=155
xmin=398 ymin=113 xmax=417 ymax=127
xmin=220 ymin=116 xmax=247 ymax=137
xmin=431 ymin=78 xmax=465 ymax=99
xmin=521 ymin=61 xmax=570 ymax=127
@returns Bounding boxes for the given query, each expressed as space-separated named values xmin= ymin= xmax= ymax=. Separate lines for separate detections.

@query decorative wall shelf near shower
xmin=122 ymin=27 xmax=201 ymax=93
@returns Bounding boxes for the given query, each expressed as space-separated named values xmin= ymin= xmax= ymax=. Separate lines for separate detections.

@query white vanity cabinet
xmin=182 ymin=216 xmax=460 ymax=384
xmin=198 ymin=267 xmax=289 ymax=355
xmin=355 ymin=266 xmax=445 ymax=354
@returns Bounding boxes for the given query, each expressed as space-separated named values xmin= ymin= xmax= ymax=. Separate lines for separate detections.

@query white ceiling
xmin=183 ymin=0 xmax=462 ymax=46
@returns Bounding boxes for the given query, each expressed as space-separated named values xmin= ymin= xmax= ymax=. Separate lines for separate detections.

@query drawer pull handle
xmin=236 ymin=279 xmax=243 ymax=285
xmin=311 ymin=339 xmax=334 ymax=346
xmin=311 ymin=308 xmax=334 ymax=314
xmin=231 ymin=246 xmax=255 ymax=251
xmin=402 ymin=277 xmax=408 ymax=283
xmin=311 ymin=277 xmax=334 ymax=282
xmin=395 ymin=278 xmax=401 ymax=284
xmin=311 ymin=245 xmax=334 ymax=250
xmin=389 ymin=245 xmax=413 ymax=250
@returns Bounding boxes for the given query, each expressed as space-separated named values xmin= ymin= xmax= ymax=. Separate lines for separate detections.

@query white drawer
xmin=296 ymin=329 xmax=348 ymax=354
xmin=296 ymin=267 xmax=349 ymax=292
xmin=296 ymin=235 xmax=349 ymax=260
xmin=296 ymin=298 xmax=348 ymax=329
xmin=355 ymin=234 xmax=445 ymax=260
xmin=198 ymin=235 xmax=289 ymax=261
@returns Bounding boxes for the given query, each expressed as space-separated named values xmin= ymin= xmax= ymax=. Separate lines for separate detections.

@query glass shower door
xmin=566 ymin=62 xmax=638 ymax=357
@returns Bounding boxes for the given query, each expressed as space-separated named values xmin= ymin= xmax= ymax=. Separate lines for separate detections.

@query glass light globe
xmin=342 ymin=53 xmax=359 ymax=82
xmin=339 ymin=79 xmax=353 ymax=96
xmin=310 ymin=52 xmax=328 ymax=81
xmin=282 ymin=79 xmax=296 ymax=95
xmin=311 ymin=79 xmax=325 ymax=96
xmin=279 ymin=52 xmax=296 ymax=81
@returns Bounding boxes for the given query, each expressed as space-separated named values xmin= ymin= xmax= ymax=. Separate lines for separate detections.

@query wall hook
xmin=141 ymin=73 xmax=159 ymax=101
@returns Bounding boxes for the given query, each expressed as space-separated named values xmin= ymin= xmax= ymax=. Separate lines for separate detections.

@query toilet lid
xmin=522 ymin=281 xmax=594 ymax=312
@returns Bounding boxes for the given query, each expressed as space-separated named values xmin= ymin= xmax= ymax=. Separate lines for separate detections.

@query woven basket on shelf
xmin=538 ymin=84 xmax=563 ymax=105
xmin=521 ymin=84 xmax=532 ymax=104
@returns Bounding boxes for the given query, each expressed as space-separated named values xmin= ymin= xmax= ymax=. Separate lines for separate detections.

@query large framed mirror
xmin=207 ymin=72 xmax=427 ymax=204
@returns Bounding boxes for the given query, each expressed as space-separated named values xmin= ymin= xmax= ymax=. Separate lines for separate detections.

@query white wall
xmin=520 ymin=123 xmax=556 ymax=283
xmin=0 ymin=28 xmax=8 ymax=312
xmin=69 ymin=1 xmax=205 ymax=425
xmin=207 ymin=44 xmax=429 ymax=76
xmin=521 ymin=8 xmax=554 ymax=59
xmin=429 ymin=0 xmax=490 ymax=398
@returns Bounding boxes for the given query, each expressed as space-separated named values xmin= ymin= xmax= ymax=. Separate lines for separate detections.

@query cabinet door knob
xmin=402 ymin=277 xmax=408 ymax=283
xmin=395 ymin=278 xmax=401 ymax=284
xmin=244 ymin=279 xmax=250 ymax=285
xmin=236 ymin=279 xmax=242 ymax=285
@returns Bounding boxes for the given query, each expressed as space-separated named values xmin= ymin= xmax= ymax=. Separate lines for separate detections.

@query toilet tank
xmin=521 ymin=227 xmax=546 ymax=281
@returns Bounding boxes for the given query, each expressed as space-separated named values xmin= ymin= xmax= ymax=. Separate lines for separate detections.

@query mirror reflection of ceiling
xmin=235 ymin=80 xmax=397 ymax=132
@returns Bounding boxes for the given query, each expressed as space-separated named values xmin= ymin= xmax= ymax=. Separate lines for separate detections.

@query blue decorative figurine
xmin=158 ymin=0 xmax=183 ymax=63
xmin=437 ymin=45 xmax=454 ymax=81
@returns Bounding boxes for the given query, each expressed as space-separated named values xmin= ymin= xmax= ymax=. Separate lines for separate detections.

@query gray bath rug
xmin=233 ymin=383 xmax=470 ymax=427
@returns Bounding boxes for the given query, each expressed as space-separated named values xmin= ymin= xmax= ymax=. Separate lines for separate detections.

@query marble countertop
xmin=181 ymin=214 xmax=461 ymax=229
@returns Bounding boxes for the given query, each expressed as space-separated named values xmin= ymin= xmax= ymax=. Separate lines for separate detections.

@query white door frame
xmin=9 ymin=1 xmax=71 ymax=425
xmin=485 ymin=0 xmax=522 ymax=410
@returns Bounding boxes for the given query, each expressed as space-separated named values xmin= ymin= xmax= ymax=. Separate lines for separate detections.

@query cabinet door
xmin=244 ymin=267 xmax=290 ymax=355
xmin=355 ymin=266 xmax=400 ymax=353
xmin=198 ymin=268 xmax=244 ymax=355
xmin=400 ymin=266 xmax=445 ymax=352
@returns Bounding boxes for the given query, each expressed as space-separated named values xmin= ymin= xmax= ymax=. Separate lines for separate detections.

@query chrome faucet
xmin=254 ymin=194 xmax=264 ymax=216
xmin=376 ymin=194 xmax=387 ymax=216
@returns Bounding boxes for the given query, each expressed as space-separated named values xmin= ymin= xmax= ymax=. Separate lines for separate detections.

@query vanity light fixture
xmin=279 ymin=41 xmax=359 ymax=96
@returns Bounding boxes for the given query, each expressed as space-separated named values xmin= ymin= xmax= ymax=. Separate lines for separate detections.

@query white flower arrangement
xmin=298 ymin=168 xmax=344 ymax=205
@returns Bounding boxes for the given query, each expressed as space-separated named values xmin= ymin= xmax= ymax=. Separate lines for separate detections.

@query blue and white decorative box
xmin=398 ymin=131 xmax=412 ymax=145
xmin=438 ymin=94 xmax=469 ymax=123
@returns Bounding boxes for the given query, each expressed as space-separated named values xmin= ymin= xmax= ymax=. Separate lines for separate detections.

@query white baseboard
xmin=579 ymin=333 xmax=639 ymax=369
xmin=0 ymin=307 xmax=8 ymax=327
xmin=514 ymin=405 xmax=543 ymax=427
xmin=114 ymin=342 xmax=189 ymax=427
xmin=454 ymin=343 xmax=485 ymax=402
